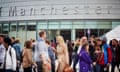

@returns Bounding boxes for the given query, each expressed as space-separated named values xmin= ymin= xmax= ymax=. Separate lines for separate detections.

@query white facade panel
xmin=0 ymin=0 xmax=120 ymax=21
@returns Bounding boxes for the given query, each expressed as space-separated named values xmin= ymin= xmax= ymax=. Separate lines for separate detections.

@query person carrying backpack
xmin=12 ymin=39 xmax=21 ymax=72
xmin=3 ymin=37 xmax=17 ymax=72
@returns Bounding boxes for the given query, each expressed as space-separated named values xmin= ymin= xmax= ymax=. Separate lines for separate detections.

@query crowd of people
xmin=0 ymin=30 xmax=120 ymax=72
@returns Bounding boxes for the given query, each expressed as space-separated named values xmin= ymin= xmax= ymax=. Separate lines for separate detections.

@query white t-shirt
xmin=77 ymin=45 xmax=82 ymax=54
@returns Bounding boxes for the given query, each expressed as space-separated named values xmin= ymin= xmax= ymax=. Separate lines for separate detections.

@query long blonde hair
xmin=56 ymin=35 xmax=69 ymax=64
xmin=56 ymin=35 xmax=65 ymax=45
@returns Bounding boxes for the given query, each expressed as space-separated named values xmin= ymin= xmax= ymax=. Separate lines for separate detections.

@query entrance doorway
xmin=60 ymin=30 xmax=71 ymax=41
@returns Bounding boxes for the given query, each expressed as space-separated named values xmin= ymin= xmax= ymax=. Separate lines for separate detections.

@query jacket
xmin=116 ymin=45 xmax=120 ymax=63
xmin=5 ymin=46 xmax=16 ymax=71
xmin=22 ymin=48 xmax=34 ymax=68
xmin=0 ymin=44 xmax=5 ymax=69
xmin=34 ymin=38 xmax=49 ymax=62
xmin=79 ymin=48 xmax=92 ymax=72
xmin=13 ymin=43 xmax=21 ymax=60
xmin=99 ymin=43 xmax=112 ymax=65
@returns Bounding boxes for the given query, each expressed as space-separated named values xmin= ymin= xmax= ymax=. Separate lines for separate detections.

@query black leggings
xmin=100 ymin=65 xmax=109 ymax=72
xmin=24 ymin=66 xmax=32 ymax=72
xmin=111 ymin=63 xmax=120 ymax=72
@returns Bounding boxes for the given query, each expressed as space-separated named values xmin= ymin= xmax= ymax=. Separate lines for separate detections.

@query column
xmin=71 ymin=29 xmax=75 ymax=40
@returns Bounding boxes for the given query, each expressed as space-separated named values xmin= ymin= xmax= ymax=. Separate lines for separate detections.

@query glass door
xmin=60 ymin=30 xmax=71 ymax=41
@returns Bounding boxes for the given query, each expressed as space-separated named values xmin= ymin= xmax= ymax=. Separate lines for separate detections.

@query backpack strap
xmin=9 ymin=47 xmax=13 ymax=64
xmin=9 ymin=48 xmax=12 ymax=57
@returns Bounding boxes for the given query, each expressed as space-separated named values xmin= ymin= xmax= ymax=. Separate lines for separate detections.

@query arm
xmin=38 ymin=42 xmax=49 ymax=64
xmin=52 ymin=47 xmax=57 ymax=54
xmin=77 ymin=45 xmax=82 ymax=54
xmin=107 ymin=47 xmax=112 ymax=63
xmin=49 ymin=47 xmax=55 ymax=61
xmin=64 ymin=44 xmax=69 ymax=65
xmin=80 ymin=52 xmax=92 ymax=64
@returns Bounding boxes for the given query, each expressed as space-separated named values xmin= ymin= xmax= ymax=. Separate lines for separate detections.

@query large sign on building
xmin=0 ymin=0 xmax=120 ymax=21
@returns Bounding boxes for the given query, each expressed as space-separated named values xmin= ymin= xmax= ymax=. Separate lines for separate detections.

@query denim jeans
xmin=0 ymin=69 xmax=4 ymax=72
xmin=72 ymin=52 xmax=79 ymax=72
xmin=36 ymin=62 xmax=43 ymax=72
xmin=5 ymin=69 xmax=13 ymax=72
xmin=24 ymin=66 xmax=32 ymax=72
xmin=94 ymin=64 xmax=101 ymax=72
xmin=111 ymin=62 xmax=120 ymax=72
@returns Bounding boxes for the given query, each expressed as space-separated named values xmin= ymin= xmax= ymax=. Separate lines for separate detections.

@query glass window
xmin=98 ymin=21 xmax=112 ymax=29
xmin=18 ymin=22 xmax=26 ymax=31
xmin=85 ymin=22 xmax=97 ymax=29
xmin=60 ymin=21 xmax=72 ymax=29
xmin=27 ymin=21 xmax=36 ymax=31
xmin=27 ymin=25 xmax=36 ymax=31
xmin=99 ymin=29 xmax=111 ymax=36
xmin=48 ymin=22 xmax=59 ymax=29
xmin=76 ymin=29 xmax=85 ymax=38
xmin=112 ymin=22 xmax=120 ymax=28
xmin=88 ymin=29 xmax=98 ymax=37
xmin=17 ymin=21 xmax=27 ymax=48
xmin=37 ymin=21 xmax=48 ymax=29
xmin=10 ymin=22 xmax=17 ymax=31
xmin=27 ymin=21 xmax=36 ymax=25
xmin=3 ymin=23 xmax=9 ymax=34
xmin=61 ymin=21 xmax=72 ymax=25
xmin=60 ymin=30 xmax=71 ymax=40
xmin=73 ymin=21 xmax=85 ymax=29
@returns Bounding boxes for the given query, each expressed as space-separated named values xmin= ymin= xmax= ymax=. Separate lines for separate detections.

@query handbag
xmin=64 ymin=64 xmax=74 ymax=72
xmin=96 ymin=52 xmax=103 ymax=64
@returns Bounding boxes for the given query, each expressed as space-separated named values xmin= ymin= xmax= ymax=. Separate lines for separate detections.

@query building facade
xmin=0 ymin=0 xmax=120 ymax=46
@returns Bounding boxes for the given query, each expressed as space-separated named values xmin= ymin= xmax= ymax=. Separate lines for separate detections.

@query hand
xmin=93 ymin=62 xmax=96 ymax=66
xmin=43 ymin=63 xmax=51 ymax=70
xmin=107 ymin=63 xmax=110 ymax=66
xmin=52 ymin=47 xmax=56 ymax=52
xmin=48 ymin=58 xmax=51 ymax=63
xmin=34 ymin=63 xmax=37 ymax=68
xmin=17 ymin=60 xmax=20 ymax=64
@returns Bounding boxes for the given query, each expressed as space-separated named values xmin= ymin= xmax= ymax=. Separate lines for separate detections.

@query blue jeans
xmin=72 ymin=52 xmax=79 ymax=72
xmin=5 ymin=69 xmax=13 ymax=72
xmin=36 ymin=61 xmax=43 ymax=72
xmin=111 ymin=62 xmax=120 ymax=72
xmin=94 ymin=64 xmax=101 ymax=72
xmin=24 ymin=66 xmax=32 ymax=72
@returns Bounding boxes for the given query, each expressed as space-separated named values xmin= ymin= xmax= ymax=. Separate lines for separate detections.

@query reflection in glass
xmin=3 ymin=23 xmax=9 ymax=34
xmin=10 ymin=22 xmax=17 ymax=31
xmin=18 ymin=22 xmax=26 ymax=31
xmin=27 ymin=25 xmax=36 ymax=31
